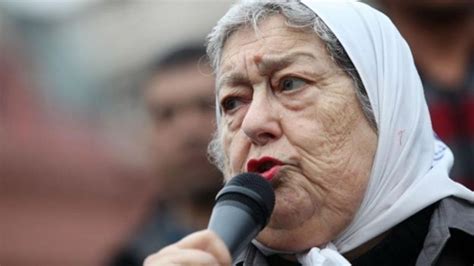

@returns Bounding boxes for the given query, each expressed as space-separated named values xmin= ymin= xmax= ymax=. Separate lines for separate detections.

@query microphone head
xmin=215 ymin=173 xmax=275 ymax=229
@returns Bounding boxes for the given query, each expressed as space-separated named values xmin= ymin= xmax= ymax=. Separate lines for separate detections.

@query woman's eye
xmin=221 ymin=97 xmax=242 ymax=113
xmin=280 ymin=77 xmax=306 ymax=92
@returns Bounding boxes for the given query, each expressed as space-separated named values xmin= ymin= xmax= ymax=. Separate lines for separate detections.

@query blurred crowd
xmin=0 ymin=1 xmax=472 ymax=266
xmin=0 ymin=1 xmax=230 ymax=265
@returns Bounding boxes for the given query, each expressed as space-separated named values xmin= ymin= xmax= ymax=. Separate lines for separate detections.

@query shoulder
xmin=431 ymin=197 xmax=474 ymax=235
xmin=417 ymin=196 xmax=474 ymax=266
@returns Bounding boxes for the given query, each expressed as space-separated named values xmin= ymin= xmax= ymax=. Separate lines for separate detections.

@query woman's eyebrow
xmin=217 ymin=52 xmax=316 ymax=90
xmin=217 ymin=72 xmax=249 ymax=90
xmin=257 ymin=52 xmax=316 ymax=76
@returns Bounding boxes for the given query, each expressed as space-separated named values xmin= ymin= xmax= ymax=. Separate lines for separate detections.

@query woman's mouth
xmin=247 ymin=157 xmax=283 ymax=181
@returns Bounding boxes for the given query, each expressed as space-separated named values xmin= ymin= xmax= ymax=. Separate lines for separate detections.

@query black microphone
xmin=207 ymin=173 xmax=275 ymax=260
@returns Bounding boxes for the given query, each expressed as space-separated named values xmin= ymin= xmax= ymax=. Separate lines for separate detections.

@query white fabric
xmin=292 ymin=0 xmax=474 ymax=263
xmin=253 ymin=239 xmax=351 ymax=265
xmin=297 ymin=243 xmax=351 ymax=266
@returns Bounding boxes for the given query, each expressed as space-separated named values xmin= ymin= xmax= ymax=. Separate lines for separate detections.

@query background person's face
xmin=145 ymin=62 xmax=222 ymax=199
xmin=217 ymin=15 xmax=377 ymax=251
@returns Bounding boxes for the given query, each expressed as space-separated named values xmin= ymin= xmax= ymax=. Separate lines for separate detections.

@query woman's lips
xmin=247 ymin=156 xmax=283 ymax=181
xmin=260 ymin=165 xmax=282 ymax=181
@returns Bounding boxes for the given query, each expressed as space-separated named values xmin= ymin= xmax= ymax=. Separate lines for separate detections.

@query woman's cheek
xmin=223 ymin=131 xmax=244 ymax=178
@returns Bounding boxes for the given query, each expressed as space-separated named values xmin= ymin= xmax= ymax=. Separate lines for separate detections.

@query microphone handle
xmin=208 ymin=201 xmax=261 ymax=259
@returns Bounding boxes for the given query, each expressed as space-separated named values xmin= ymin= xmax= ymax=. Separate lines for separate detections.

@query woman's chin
xmin=267 ymin=187 xmax=316 ymax=229
xmin=257 ymin=216 xmax=332 ymax=253
xmin=255 ymin=191 xmax=320 ymax=251
xmin=266 ymin=208 xmax=306 ymax=229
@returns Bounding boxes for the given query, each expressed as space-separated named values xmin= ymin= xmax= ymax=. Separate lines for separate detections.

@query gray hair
xmin=206 ymin=0 xmax=377 ymax=173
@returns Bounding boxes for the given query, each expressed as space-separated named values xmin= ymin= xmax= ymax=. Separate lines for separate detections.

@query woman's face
xmin=216 ymin=15 xmax=377 ymax=251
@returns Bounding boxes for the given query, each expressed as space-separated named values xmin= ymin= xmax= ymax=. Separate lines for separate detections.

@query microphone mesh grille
xmin=225 ymin=173 xmax=275 ymax=218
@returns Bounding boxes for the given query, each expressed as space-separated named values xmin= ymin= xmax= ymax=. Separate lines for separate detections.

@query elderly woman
xmin=144 ymin=1 xmax=474 ymax=265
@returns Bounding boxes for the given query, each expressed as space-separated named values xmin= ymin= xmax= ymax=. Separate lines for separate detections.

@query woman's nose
xmin=241 ymin=95 xmax=281 ymax=146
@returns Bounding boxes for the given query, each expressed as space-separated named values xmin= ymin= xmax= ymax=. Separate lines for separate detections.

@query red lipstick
xmin=247 ymin=156 xmax=283 ymax=181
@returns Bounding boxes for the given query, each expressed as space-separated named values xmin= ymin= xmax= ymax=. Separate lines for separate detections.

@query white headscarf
xmin=293 ymin=0 xmax=474 ymax=264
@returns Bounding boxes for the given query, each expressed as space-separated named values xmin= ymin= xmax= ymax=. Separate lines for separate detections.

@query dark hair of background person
xmin=150 ymin=45 xmax=208 ymax=72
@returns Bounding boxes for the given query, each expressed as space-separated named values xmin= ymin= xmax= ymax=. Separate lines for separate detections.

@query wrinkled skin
xmin=216 ymin=15 xmax=378 ymax=252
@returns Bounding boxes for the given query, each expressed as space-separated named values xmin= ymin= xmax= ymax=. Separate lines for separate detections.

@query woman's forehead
xmin=216 ymin=53 xmax=335 ymax=99
xmin=218 ymin=16 xmax=319 ymax=69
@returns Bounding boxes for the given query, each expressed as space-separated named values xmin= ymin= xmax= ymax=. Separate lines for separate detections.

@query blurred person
xmin=110 ymin=45 xmax=223 ymax=266
xmin=0 ymin=28 xmax=153 ymax=266
xmin=377 ymin=0 xmax=474 ymax=189
xmin=144 ymin=1 xmax=474 ymax=265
